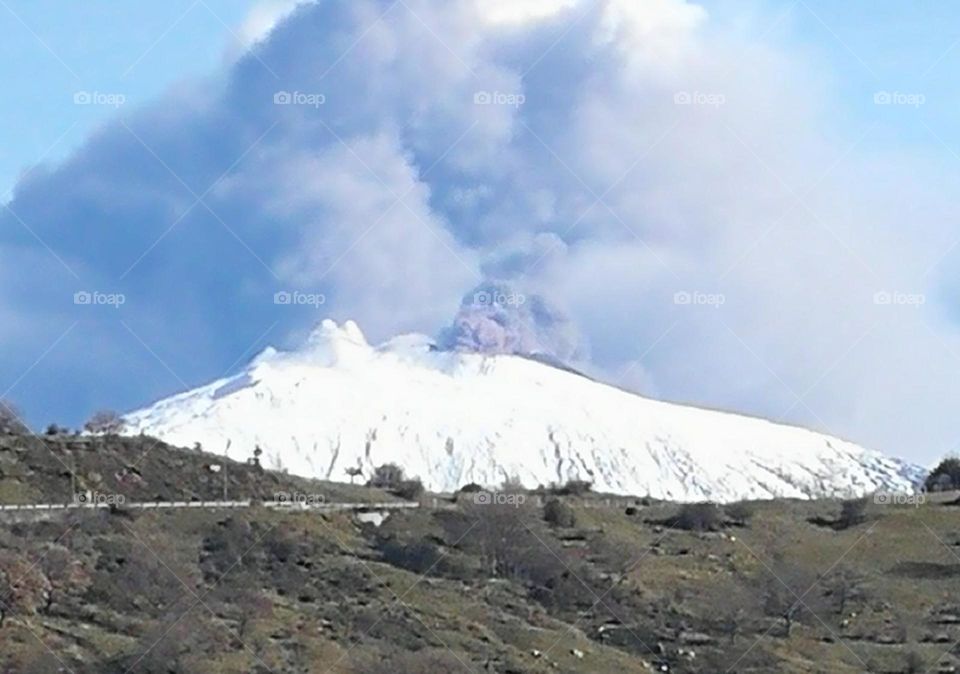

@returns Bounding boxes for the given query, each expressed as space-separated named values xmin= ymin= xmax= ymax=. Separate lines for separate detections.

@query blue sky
xmin=0 ymin=0 xmax=291 ymax=198
xmin=2 ymin=0 xmax=960 ymax=466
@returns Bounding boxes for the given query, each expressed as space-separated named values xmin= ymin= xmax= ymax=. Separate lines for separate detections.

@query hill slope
xmin=0 ymin=433 xmax=957 ymax=673
xmin=123 ymin=320 xmax=922 ymax=502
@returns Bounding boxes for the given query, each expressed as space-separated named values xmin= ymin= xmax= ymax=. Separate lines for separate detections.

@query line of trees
xmin=925 ymin=456 xmax=960 ymax=492
xmin=0 ymin=400 xmax=125 ymax=437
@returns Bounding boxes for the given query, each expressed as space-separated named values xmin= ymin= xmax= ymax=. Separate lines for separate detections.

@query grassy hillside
xmin=0 ymin=433 xmax=956 ymax=673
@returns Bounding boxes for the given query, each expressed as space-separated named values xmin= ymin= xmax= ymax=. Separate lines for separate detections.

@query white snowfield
xmin=123 ymin=320 xmax=923 ymax=503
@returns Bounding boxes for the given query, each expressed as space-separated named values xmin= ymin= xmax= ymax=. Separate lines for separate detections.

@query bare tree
xmin=83 ymin=409 xmax=125 ymax=435
xmin=759 ymin=558 xmax=826 ymax=637
xmin=114 ymin=613 xmax=208 ymax=674
xmin=0 ymin=572 xmax=13 ymax=628
xmin=0 ymin=551 xmax=51 ymax=627
xmin=718 ymin=607 xmax=747 ymax=645
xmin=821 ymin=567 xmax=867 ymax=618
xmin=443 ymin=498 xmax=560 ymax=582
xmin=235 ymin=589 xmax=273 ymax=639
xmin=705 ymin=582 xmax=761 ymax=645
xmin=0 ymin=400 xmax=27 ymax=435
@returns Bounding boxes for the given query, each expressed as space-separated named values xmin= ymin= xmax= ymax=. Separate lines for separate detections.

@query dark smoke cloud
xmin=438 ymin=281 xmax=584 ymax=363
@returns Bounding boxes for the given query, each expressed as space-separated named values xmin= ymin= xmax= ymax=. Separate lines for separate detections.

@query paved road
xmin=0 ymin=500 xmax=421 ymax=513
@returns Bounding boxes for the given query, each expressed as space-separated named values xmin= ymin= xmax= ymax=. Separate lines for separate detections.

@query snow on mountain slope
xmin=122 ymin=320 xmax=923 ymax=502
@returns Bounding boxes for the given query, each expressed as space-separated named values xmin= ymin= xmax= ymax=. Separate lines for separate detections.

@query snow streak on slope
xmin=123 ymin=321 xmax=923 ymax=502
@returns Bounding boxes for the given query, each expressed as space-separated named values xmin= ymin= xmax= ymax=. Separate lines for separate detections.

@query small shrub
xmin=459 ymin=482 xmax=483 ymax=493
xmin=905 ymin=651 xmax=926 ymax=674
xmin=724 ymin=501 xmax=755 ymax=526
xmin=929 ymin=472 xmax=954 ymax=492
xmin=543 ymin=498 xmax=576 ymax=528
xmin=675 ymin=502 xmax=724 ymax=532
xmin=836 ymin=497 xmax=869 ymax=529
xmin=926 ymin=457 xmax=960 ymax=492
xmin=393 ymin=479 xmax=425 ymax=501
xmin=353 ymin=648 xmax=469 ymax=674
xmin=367 ymin=463 xmax=406 ymax=490
xmin=551 ymin=479 xmax=592 ymax=496
xmin=380 ymin=539 xmax=442 ymax=574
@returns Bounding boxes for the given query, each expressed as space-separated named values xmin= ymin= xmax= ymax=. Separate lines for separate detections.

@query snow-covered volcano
xmin=122 ymin=320 xmax=922 ymax=502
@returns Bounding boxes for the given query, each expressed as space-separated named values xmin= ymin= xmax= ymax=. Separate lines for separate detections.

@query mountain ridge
xmin=122 ymin=320 xmax=924 ymax=502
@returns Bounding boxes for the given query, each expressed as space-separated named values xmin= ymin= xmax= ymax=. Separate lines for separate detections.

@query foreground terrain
xmin=0 ymin=432 xmax=956 ymax=673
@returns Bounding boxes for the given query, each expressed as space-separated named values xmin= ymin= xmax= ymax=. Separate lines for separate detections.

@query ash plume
xmin=438 ymin=282 xmax=584 ymax=364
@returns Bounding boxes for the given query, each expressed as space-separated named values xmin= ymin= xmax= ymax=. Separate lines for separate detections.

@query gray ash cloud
xmin=437 ymin=282 xmax=584 ymax=363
